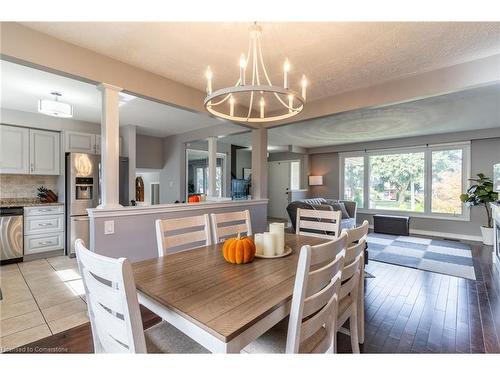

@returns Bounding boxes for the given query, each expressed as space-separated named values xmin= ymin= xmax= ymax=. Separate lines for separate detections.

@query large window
xmin=369 ymin=151 xmax=425 ymax=212
xmin=340 ymin=143 xmax=470 ymax=219
xmin=343 ymin=156 xmax=364 ymax=208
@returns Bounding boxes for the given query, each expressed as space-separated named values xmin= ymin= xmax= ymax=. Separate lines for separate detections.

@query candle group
xmin=254 ymin=222 xmax=285 ymax=257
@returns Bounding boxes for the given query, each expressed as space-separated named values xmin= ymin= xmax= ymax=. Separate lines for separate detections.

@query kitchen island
xmin=87 ymin=199 xmax=268 ymax=261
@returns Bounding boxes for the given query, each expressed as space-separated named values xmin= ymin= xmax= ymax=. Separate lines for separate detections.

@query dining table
xmin=132 ymin=233 xmax=328 ymax=353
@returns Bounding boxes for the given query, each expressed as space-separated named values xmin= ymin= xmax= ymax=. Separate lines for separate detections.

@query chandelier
xmin=204 ymin=23 xmax=307 ymax=123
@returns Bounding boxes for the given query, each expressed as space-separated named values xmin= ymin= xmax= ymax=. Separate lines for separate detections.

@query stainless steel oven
xmin=0 ymin=207 xmax=23 ymax=264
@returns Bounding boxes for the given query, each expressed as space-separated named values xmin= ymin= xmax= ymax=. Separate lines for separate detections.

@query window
xmin=431 ymin=149 xmax=463 ymax=215
xmin=340 ymin=142 xmax=470 ymax=219
xmin=186 ymin=149 xmax=226 ymax=198
xmin=369 ymin=151 xmax=425 ymax=212
xmin=343 ymin=156 xmax=364 ymax=208
xmin=290 ymin=161 xmax=300 ymax=190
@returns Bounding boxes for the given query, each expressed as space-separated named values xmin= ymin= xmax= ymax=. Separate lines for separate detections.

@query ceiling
xmin=221 ymin=83 xmax=500 ymax=149
xmin=0 ymin=60 xmax=228 ymax=137
xmin=21 ymin=22 xmax=500 ymax=103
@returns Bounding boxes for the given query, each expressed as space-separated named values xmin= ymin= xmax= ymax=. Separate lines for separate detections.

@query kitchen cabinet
xmin=0 ymin=125 xmax=30 ymax=174
xmin=65 ymin=131 xmax=97 ymax=154
xmin=24 ymin=205 xmax=65 ymax=256
xmin=0 ymin=125 xmax=60 ymax=175
xmin=30 ymin=129 xmax=60 ymax=175
xmin=65 ymin=131 xmax=123 ymax=156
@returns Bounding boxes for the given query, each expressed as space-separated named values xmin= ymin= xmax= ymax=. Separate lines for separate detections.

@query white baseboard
xmin=367 ymin=224 xmax=482 ymax=243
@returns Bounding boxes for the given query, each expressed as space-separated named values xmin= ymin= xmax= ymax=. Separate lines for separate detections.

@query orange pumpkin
xmin=188 ymin=195 xmax=200 ymax=203
xmin=222 ymin=233 xmax=256 ymax=264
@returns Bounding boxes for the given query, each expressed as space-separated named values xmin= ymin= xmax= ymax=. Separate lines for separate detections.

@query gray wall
xmin=268 ymin=151 xmax=310 ymax=190
xmin=235 ymin=149 xmax=252 ymax=179
xmin=136 ymin=134 xmax=164 ymax=169
xmin=90 ymin=201 xmax=268 ymax=262
xmin=308 ymin=130 xmax=500 ymax=239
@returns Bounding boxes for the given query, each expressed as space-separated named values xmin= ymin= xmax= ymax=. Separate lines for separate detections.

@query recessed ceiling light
xmin=38 ymin=92 xmax=73 ymax=118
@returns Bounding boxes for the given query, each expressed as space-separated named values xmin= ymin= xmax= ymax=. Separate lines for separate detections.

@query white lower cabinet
xmin=24 ymin=205 xmax=65 ymax=256
xmin=25 ymin=232 xmax=65 ymax=255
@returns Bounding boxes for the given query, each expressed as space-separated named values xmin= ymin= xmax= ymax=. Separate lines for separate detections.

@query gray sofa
xmin=286 ymin=198 xmax=357 ymax=232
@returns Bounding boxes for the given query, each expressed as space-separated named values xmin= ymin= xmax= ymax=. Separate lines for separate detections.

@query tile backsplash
xmin=0 ymin=174 xmax=59 ymax=199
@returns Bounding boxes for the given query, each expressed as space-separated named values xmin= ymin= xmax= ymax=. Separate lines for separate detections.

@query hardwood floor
xmin=8 ymin=241 xmax=500 ymax=354
xmin=337 ymin=241 xmax=500 ymax=354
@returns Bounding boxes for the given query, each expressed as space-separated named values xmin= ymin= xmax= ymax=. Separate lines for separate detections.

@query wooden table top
xmin=132 ymin=233 xmax=327 ymax=342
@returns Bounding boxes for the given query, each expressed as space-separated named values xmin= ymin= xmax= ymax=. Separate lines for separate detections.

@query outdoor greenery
xmin=343 ymin=148 xmax=465 ymax=214
xmin=460 ymin=173 xmax=498 ymax=228
xmin=369 ymin=152 xmax=425 ymax=211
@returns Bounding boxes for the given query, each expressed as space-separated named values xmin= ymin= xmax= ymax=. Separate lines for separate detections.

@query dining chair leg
xmin=358 ymin=265 xmax=365 ymax=344
xmin=349 ymin=306 xmax=360 ymax=354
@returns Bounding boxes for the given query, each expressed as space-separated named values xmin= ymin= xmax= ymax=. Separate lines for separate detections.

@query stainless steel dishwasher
xmin=0 ymin=207 xmax=24 ymax=264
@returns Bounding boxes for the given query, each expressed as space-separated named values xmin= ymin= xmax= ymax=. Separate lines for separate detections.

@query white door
xmin=65 ymin=131 xmax=96 ymax=154
xmin=30 ymin=129 xmax=60 ymax=175
xmin=0 ymin=125 xmax=30 ymax=174
xmin=268 ymin=161 xmax=291 ymax=219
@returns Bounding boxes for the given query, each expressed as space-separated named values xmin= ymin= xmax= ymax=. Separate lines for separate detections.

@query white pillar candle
xmin=270 ymin=222 xmax=285 ymax=255
xmin=254 ymin=233 xmax=264 ymax=255
xmin=263 ymin=232 xmax=276 ymax=257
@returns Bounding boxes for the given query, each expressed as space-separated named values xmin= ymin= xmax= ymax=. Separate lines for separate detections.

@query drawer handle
xmin=38 ymin=223 xmax=54 ymax=227
xmin=39 ymin=209 xmax=53 ymax=212
xmin=38 ymin=241 xmax=53 ymax=246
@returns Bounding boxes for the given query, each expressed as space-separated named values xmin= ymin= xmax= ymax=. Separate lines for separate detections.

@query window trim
xmin=339 ymin=142 xmax=471 ymax=221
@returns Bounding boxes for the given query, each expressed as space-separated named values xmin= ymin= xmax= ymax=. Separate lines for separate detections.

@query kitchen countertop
xmin=0 ymin=198 xmax=64 ymax=208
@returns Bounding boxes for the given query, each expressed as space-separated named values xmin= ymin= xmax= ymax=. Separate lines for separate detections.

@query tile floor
xmin=0 ymin=256 xmax=88 ymax=352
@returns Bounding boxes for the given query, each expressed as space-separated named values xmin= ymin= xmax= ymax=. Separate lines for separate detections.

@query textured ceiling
xmin=21 ymin=22 xmax=500 ymax=103
xmin=220 ymin=84 xmax=500 ymax=149
xmin=0 ymin=60 xmax=226 ymax=137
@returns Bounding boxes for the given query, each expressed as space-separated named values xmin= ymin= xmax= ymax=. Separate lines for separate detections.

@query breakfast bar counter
xmin=87 ymin=199 xmax=268 ymax=262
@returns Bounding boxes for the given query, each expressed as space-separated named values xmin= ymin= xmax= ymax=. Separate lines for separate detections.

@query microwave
xmin=494 ymin=163 xmax=500 ymax=193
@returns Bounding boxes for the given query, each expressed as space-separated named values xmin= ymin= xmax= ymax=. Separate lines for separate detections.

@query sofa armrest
xmin=339 ymin=200 xmax=357 ymax=220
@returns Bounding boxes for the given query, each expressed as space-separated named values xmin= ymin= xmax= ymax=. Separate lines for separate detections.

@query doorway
xmin=268 ymin=160 xmax=300 ymax=219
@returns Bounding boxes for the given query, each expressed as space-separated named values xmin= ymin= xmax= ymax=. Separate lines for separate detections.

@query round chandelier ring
xmin=203 ymin=22 xmax=308 ymax=124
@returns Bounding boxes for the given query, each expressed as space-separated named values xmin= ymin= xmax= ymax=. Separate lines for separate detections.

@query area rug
xmin=367 ymin=233 xmax=476 ymax=280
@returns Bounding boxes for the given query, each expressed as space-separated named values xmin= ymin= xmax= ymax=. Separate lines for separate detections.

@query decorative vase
xmin=480 ymin=226 xmax=494 ymax=246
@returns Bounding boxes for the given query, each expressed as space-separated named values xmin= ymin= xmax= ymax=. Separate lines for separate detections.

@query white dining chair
xmin=296 ymin=208 xmax=342 ymax=239
xmin=210 ymin=210 xmax=252 ymax=243
xmin=243 ymin=232 xmax=347 ymax=353
xmin=335 ymin=229 xmax=366 ymax=353
xmin=75 ymin=239 xmax=208 ymax=353
xmin=155 ymin=214 xmax=212 ymax=257
xmin=343 ymin=220 xmax=369 ymax=344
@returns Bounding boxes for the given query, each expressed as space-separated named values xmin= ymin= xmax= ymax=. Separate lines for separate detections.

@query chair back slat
xmin=305 ymin=252 xmax=345 ymax=297
xmin=210 ymin=210 xmax=252 ymax=243
xmin=344 ymin=239 xmax=366 ymax=265
xmin=302 ymin=273 xmax=342 ymax=319
xmin=285 ymin=232 xmax=347 ymax=353
xmin=345 ymin=220 xmax=369 ymax=247
xmin=296 ymin=208 xmax=341 ymax=239
xmin=155 ymin=214 xmax=211 ymax=256
xmin=163 ymin=229 xmax=210 ymax=250
xmin=82 ymin=268 xmax=125 ymax=314
xmin=339 ymin=254 xmax=363 ymax=300
xmin=75 ymin=239 xmax=146 ymax=353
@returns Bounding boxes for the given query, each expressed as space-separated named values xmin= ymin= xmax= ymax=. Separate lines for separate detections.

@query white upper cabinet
xmin=0 ymin=125 xmax=30 ymax=174
xmin=64 ymin=131 xmax=123 ymax=156
xmin=65 ymin=131 xmax=97 ymax=154
xmin=30 ymin=129 xmax=60 ymax=175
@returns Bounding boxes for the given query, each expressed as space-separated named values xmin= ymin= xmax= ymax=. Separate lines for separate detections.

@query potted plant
xmin=460 ymin=173 xmax=498 ymax=245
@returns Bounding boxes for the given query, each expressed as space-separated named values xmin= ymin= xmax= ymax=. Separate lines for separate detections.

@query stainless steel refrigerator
xmin=65 ymin=153 xmax=129 ymax=256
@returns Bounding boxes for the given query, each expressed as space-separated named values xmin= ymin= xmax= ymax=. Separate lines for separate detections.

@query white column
xmin=97 ymin=83 xmax=122 ymax=209
xmin=208 ymin=136 xmax=217 ymax=197
xmin=121 ymin=125 xmax=136 ymax=204
xmin=251 ymin=128 xmax=268 ymax=199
